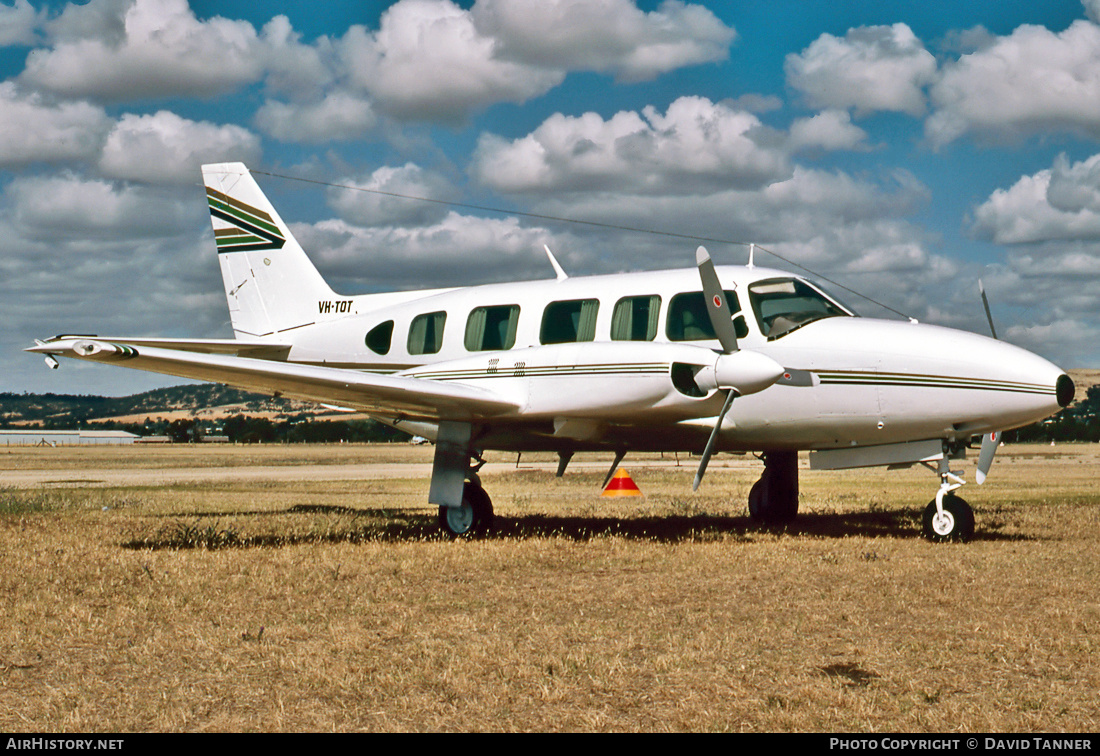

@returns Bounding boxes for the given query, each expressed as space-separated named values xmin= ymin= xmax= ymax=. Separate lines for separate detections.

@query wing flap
xmin=27 ymin=338 xmax=519 ymax=421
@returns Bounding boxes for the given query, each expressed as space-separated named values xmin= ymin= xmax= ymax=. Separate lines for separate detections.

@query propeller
xmin=976 ymin=279 xmax=1000 ymax=484
xmin=979 ymin=279 xmax=997 ymax=340
xmin=692 ymin=247 xmax=784 ymax=490
xmin=696 ymin=245 xmax=740 ymax=353
xmin=692 ymin=389 xmax=736 ymax=490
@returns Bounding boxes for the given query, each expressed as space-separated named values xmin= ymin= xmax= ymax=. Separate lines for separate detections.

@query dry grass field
xmin=0 ymin=442 xmax=1097 ymax=732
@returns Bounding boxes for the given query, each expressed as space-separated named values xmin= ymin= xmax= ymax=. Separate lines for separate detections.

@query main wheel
xmin=921 ymin=494 xmax=974 ymax=543
xmin=747 ymin=451 xmax=798 ymax=524
xmin=438 ymin=482 xmax=494 ymax=538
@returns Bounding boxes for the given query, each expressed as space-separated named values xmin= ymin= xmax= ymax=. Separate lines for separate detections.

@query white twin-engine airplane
xmin=29 ymin=163 xmax=1075 ymax=542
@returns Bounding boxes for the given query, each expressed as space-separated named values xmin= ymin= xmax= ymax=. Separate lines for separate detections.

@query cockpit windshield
xmin=748 ymin=278 xmax=853 ymax=339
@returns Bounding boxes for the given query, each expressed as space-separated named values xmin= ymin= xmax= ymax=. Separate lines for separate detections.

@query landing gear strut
xmin=748 ymin=450 xmax=799 ymax=524
xmin=430 ymin=421 xmax=494 ymax=538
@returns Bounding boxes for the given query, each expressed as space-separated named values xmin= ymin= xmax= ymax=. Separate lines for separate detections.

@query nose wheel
xmin=921 ymin=494 xmax=974 ymax=542
xmin=920 ymin=448 xmax=975 ymax=542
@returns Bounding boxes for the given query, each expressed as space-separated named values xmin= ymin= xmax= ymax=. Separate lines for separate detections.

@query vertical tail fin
xmin=202 ymin=163 xmax=336 ymax=339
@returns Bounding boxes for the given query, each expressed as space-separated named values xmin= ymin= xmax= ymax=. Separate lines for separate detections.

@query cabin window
xmin=666 ymin=291 xmax=748 ymax=342
xmin=540 ymin=299 xmax=599 ymax=344
xmin=408 ymin=311 xmax=446 ymax=355
xmin=365 ymin=320 xmax=394 ymax=355
xmin=611 ymin=295 xmax=660 ymax=341
xmin=465 ymin=305 xmax=520 ymax=351
xmin=748 ymin=278 xmax=849 ymax=339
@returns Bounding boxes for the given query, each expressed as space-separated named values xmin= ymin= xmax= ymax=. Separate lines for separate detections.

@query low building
xmin=0 ymin=430 xmax=139 ymax=446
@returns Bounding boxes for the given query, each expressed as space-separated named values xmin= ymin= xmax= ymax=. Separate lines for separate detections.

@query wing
xmin=58 ymin=336 xmax=293 ymax=359
xmin=26 ymin=338 xmax=519 ymax=421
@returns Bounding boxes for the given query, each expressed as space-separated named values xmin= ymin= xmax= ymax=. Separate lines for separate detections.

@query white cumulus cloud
xmin=339 ymin=0 xmax=564 ymax=123
xmin=6 ymin=173 xmax=196 ymax=241
xmin=325 ymin=163 xmax=456 ymax=228
xmin=297 ymin=212 xmax=561 ymax=290
xmin=335 ymin=0 xmax=735 ymax=124
xmin=788 ymin=110 xmax=870 ymax=153
xmin=0 ymin=0 xmax=42 ymax=46
xmin=98 ymin=111 xmax=261 ymax=184
xmin=473 ymin=96 xmax=792 ymax=195
xmin=970 ymin=155 xmax=1100 ymax=244
xmin=927 ymin=20 xmax=1100 ymax=146
xmin=471 ymin=0 xmax=735 ymax=81
xmin=785 ymin=23 xmax=937 ymax=116
xmin=22 ymin=0 xmax=266 ymax=101
xmin=0 ymin=82 xmax=110 ymax=167
xmin=254 ymin=93 xmax=377 ymax=144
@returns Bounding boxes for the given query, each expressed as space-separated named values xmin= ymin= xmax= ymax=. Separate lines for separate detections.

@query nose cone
xmin=1057 ymin=373 xmax=1075 ymax=408
xmin=771 ymin=318 xmax=1071 ymax=433
xmin=714 ymin=350 xmax=785 ymax=396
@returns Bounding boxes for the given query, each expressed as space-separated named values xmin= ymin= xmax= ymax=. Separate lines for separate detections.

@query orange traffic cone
xmin=602 ymin=468 xmax=642 ymax=497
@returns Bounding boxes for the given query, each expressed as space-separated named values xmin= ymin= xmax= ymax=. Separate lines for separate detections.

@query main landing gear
xmin=920 ymin=448 xmax=974 ymax=543
xmin=430 ymin=421 xmax=495 ymax=539
xmin=748 ymin=450 xmax=799 ymax=525
xmin=438 ymin=475 xmax=495 ymax=539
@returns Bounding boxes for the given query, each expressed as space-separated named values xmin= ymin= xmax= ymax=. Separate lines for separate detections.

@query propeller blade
xmin=692 ymin=389 xmax=737 ymax=491
xmin=976 ymin=431 xmax=999 ymax=484
xmin=979 ymin=279 xmax=998 ymax=340
xmin=696 ymin=246 xmax=739 ymax=353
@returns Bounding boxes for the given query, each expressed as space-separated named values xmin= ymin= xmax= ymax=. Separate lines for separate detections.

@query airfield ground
xmin=0 ymin=443 xmax=1097 ymax=732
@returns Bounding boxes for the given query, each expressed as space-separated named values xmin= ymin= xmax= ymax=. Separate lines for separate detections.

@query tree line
xmin=1004 ymin=385 xmax=1100 ymax=443
xmin=4 ymin=385 xmax=1098 ymax=444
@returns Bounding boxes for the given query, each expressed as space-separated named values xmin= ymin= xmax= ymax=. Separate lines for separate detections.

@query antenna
xmin=544 ymin=245 xmax=568 ymax=280
xmin=747 ymin=243 xmax=755 ymax=269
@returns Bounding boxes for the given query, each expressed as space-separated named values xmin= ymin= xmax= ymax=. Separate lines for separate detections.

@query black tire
xmin=748 ymin=477 xmax=768 ymax=520
xmin=747 ymin=451 xmax=798 ymax=524
xmin=438 ymin=482 xmax=494 ymax=538
xmin=921 ymin=495 xmax=974 ymax=543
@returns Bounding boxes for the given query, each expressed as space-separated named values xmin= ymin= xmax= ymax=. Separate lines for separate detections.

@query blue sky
xmin=4 ymin=0 xmax=1100 ymax=396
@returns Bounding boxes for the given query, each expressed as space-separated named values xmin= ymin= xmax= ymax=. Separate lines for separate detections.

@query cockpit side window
xmin=748 ymin=278 xmax=850 ymax=339
xmin=666 ymin=291 xmax=748 ymax=342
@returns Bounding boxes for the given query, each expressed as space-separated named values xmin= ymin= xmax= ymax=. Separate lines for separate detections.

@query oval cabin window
xmin=365 ymin=320 xmax=394 ymax=354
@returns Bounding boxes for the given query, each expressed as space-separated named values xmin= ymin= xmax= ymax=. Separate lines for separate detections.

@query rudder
xmin=202 ymin=163 xmax=336 ymax=339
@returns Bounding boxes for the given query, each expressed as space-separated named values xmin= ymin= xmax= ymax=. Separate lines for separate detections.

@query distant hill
xmin=0 ymin=384 xmax=325 ymax=429
xmin=1069 ymin=368 xmax=1100 ymax=398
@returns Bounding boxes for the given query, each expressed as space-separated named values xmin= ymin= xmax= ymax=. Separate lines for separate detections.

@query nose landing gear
xmin=920 ymin=449 xmax=975 ymax=542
